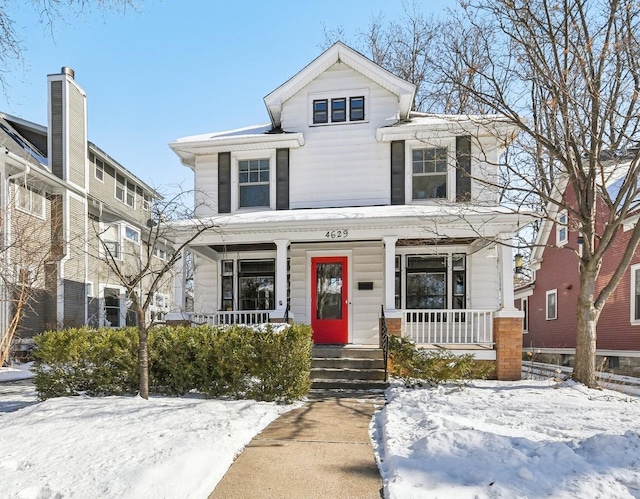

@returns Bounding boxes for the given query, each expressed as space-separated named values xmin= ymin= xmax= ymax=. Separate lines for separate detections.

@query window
xmin=238 ymin=259 xmax=275 ymax=310
xmin=239 ymin=159 xmax=270 ymax=208
xmin=104 ymin=287 xmax=122 ymax=327
xmin=556 ymin=211 xmax=568 ymax=246
xmin=95 ymin=158 xmax=104 ymax=182
xmin=546 ymin=289 xmax=557 ymax=320
xmin=150 ymin=292 xmax=170 ymax=322
xmin=395 ymin=255 xmax=402 ymax=309
xmin=115 ymin=174 xmax=135 ymax=208
xmin=16 ymin=183 xmax=44 ymax=217
xmin=331 ymin=98 xmax=346 ymax=122
xmin=142 ymin=193 xmax=151 ymax=211
xmin=221 ymin=260 xmax=234 ymax=311
xmin=313 ymin=99 xmax=328 ymax=124
xmin=101 ymin=224 xmax=121 ymax=259
xmin=521 ymin=296 xmax=529 ymax=332
xmin=452 ymin=254 xmax=466 ymax=309
xmin=310 ymin=91 xmax=367 ymax=125
xmin=631 ymin=264 xmax=640 ymax=323
xmin=115 ymin=174 xmax=125 ymax=203
xmin=412 ymin=148 xmax=448 ymax=200
xmin=124 ymin=226 xmax=140 ymax=243
xmin=349 ymin=96 xmax=365 ymax=121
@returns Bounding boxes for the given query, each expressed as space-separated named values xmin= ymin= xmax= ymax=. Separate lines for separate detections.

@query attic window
xmin=309 ymin=90 xmax=369 ymax=126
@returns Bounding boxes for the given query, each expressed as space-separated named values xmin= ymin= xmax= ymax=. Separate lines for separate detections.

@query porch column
xmin=274 ymin=239 xmax=289 ymax=318
xmin=382 ymin=236 xmax=398 ymax=312
xmin=497 ymin=233 xmax=517 ymax=311
xmin=172 ymin=247 xmax=187 ymax=311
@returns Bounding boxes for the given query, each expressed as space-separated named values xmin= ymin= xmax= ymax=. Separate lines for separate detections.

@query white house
xmin=169 ymin=42 xmax=525 ymax=378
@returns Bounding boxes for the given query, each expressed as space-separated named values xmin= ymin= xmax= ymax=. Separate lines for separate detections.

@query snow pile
xmin=372 ymin=380 xmax=640 ymax=498
xmin=0 ymin=361 xmax=34 ymax=382
xmin=0 ymin=389 xmax=295 ymax=498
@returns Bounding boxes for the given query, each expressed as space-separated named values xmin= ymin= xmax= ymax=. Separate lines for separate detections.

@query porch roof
xmin=171 ymin=204 xmax=534 ymax=246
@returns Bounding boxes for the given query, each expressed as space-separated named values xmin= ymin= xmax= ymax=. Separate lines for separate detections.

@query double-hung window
xmin=115 ymin=174 xmax=135 ymax=208
xmin=331 ymin=98 xmax=346 ymax=122
xmin=556 ymin=211 xmax=568 ymax=246
xmin=115 ymin=174 xmax=125 ymax=203
xmin=313 ymin=99 xmax=328 ymax=124
xmin=349 ymin=96 xmax=365 ymax=121
xmin=238 ymin=259 xmax=275 ymax=310
xmin=102 ymin=224 xmax=121 ymax=259
xmin=412 ymin=147 xmax=448 ymax=200
xmin=95 ymin=158 xmax=104 ymax=181
xmin=16 ymin=183 xmax=44 ymax=217
xmin=239 ymin=158 xmax=270 ymax=208
xmin=546 ymin=289 xmax=557 ymax=320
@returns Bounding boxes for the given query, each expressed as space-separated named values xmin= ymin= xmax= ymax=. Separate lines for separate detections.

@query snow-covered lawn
xmin=2 ymin=363 xmax=640 ymax=498
xmin=373 ymin=379 xmax=640 ymax=498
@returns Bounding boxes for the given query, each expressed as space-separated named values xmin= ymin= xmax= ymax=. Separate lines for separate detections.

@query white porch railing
xmin=401 ymin=309 xmax=494 ymax=345
xmin=191 ymin=310 xmax=271 ymax=326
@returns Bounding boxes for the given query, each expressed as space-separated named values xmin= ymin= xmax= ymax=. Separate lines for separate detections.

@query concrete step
xmin=311 ymin=367 xmax=386 ymax=381
xmin=312 ymin=346 xmax=383 ymax=360
xmin=311 ymin=357 xmax=384 ymax=369
xmin=310 ymin=379 xmax=389 ymax=391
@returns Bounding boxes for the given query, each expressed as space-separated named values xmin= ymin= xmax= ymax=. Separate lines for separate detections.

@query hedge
xmin=33 ymin=323 xmax=312 ymax=403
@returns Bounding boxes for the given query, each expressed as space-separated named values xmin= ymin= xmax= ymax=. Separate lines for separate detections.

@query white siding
xmin=193 ymin=257 xmax=217 ymax=313
xmin=194 ymin=155 xmax=218 ymax=217
xmin=281 ymin=63 xmax=399 ymax=209
xmin=472 ymin=138 xmax=501 ymax=205
xmin=469 ymin=249 xmax=500 ymax=310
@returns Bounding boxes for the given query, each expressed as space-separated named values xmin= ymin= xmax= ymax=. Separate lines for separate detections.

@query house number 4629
xmin=325 ymin=229 xmax=349 ymax=239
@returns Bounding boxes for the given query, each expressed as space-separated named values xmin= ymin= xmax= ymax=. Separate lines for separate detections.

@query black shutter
xmin=390 ymin=140 xmax=405 ymax=205
xmin=456 ymin=136 xmax=472 ymax=202
xmin=218 ymin=152 xmax=231 ymax=213
xmin=276 ymin=148 xmax=290 ymax=210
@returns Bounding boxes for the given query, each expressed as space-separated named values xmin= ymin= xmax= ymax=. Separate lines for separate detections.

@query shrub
xmin=33 ymin=323 xmax=312 ymax=402
xmin=388 ymin=334 xmax=492 ymax=387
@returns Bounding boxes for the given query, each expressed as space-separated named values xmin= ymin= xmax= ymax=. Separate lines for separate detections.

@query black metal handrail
xmin=380 ymin=305 xmax=389 ymax=382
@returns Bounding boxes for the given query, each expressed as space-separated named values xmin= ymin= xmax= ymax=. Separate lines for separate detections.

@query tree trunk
xmin=573 ymin=269 xmax=600 ymax=387
xmin=138 ymin=325 xmax=149 ymax=399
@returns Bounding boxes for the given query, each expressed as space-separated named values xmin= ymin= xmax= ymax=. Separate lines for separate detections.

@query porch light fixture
xmin=514 ymin=253 xmax=524 ymax=274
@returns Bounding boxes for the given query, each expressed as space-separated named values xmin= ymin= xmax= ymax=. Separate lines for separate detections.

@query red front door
xmin=311 ymin=256 xmax=348 ymax=344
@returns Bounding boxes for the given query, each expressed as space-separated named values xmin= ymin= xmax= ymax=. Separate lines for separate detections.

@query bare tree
xmin=95 ymin=190 xmax=216 ymax=399
xmin=435 ymin=0 xmax=640 ymax=387
xmin=0 ymin=177 xmax=61 ymax=366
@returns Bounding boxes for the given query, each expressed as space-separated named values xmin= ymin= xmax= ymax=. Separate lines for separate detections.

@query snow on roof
xmin=172 ymin=123 xmax=273 ymax=144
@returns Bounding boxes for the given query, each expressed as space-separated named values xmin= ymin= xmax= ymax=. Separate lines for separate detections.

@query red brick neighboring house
xmin=516 ymin=175 xmax=640 ymax=373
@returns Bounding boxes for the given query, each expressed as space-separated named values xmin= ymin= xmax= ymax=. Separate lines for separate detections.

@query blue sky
xmin=2 ymin=0 xmax=453 ymax=194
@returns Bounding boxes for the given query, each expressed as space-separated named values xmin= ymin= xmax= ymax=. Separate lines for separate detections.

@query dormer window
xmin=331 ymin=98 xmax=346 ymax=122
xmin=310 ymin=90 xmax=369 ymax=126
xmin=313 ymin=100 xmax=328 ymax=124
xmin=349 ymin=96 xmax=365 ymax=121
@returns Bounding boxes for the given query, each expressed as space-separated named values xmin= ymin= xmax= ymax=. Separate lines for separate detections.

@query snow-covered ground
xmin=2 ymin=363 xmax=640 ymax=498
xmin=372 ymin=379 xmax=640 ymax=499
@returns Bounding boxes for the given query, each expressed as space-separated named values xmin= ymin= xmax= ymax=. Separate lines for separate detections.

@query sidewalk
xmin=209 ymin=392 xmax=385 ymax=499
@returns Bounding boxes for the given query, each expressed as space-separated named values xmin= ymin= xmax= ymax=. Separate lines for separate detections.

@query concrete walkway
xmin=209 ymin=392 xmax=385 ymax=499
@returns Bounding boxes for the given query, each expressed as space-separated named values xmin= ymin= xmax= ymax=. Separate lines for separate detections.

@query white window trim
xmin=99 ymin=221 xmax=123 ymax=261
xmin=124 ymin=225 xmax=141 ymax=244
xmin=99 ymin=283 xmax=126 ymax=328
xmin=546 ymin=289 xmax=558 ymax=320
xmin=308 ymin=88 xmax=370 ymax=126
xmin=15 ymin=183 xmax=45 ymax=219
xmin=142 ymin=192 xmax=151 ymax=211
xmin=94 ymin=158 xmax=104 ymax=182
xmin=406 ymin=138 xmax=456 ymax=203
xmin=114 ymin=174 xmax=136 ymax=209
xmin=231 ymin=150 xmax=276 ymax=212
xmin=630 ymin=264 xmax=640 ymax=325
xmin=556 ymin=210 xmax=568 ymax=246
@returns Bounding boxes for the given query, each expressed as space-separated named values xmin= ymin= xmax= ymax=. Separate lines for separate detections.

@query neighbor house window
xmin=556 ymin=211 xmax=568 ymax=246
xmin=115 ymin=174 xmax=125 ymax=203
xmin=16 ymin=183 xmax=44 ymax=217
xmin=142 ymin=193 xmax=151 ymax=211
xmin=412 ymin=148 xmax=448 ymax=200
xmin=238 ymin=159 xmax=270 ymax=208
xmin=313 ymin=99 xmax=328 ymax=124
xmin=104 ymin=287 xmax=122 ymax=327
xmin=546 ymin=289 xmax=557 ymax=320
xmin=115 ymin=174 xmax=135 ymax=208
xmin=95 ymin=158 xmax=104 ymax=181
xmin=124 ymin=226 xmax=140 ymax=243
xmin=631 ymin=264 xmax=640 ymax=323
xmin=101 ymin=224 xmax=121 ymax=260
xmin=238 ymin=259 xmax=275 ymax=310
xmin=126 ymin=182 xmax=135 ymax=208
xmin=521 ymin=296 xmax=529 ymax=332
xmin=331 ymin=98 xmax=346 ymax=122
xmin=349 ymin=96 xmax=365 ymax=121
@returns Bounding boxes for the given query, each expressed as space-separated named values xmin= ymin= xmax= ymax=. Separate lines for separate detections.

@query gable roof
xmin=263 ymin=41 xmax=416 ymax=128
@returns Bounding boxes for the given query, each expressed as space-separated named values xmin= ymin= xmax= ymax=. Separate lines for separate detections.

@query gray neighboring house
xmin=0 ymin=67 xmax=174 ymax=352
